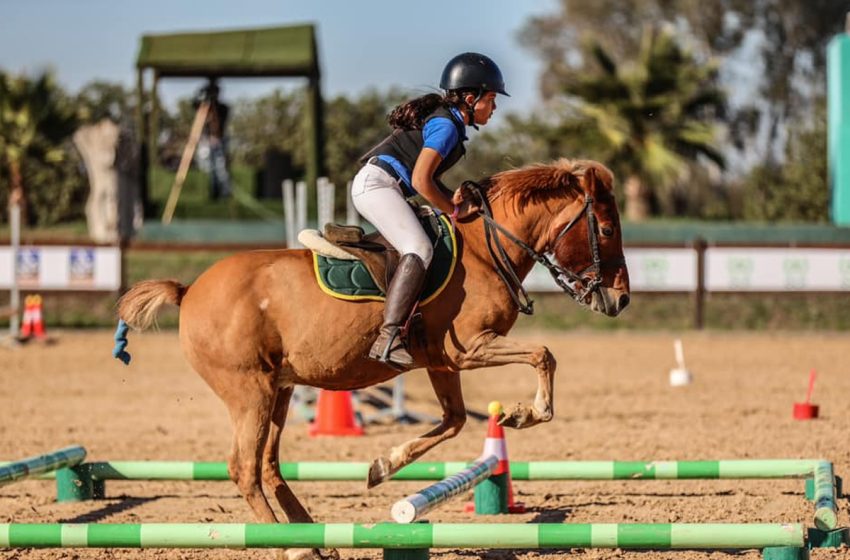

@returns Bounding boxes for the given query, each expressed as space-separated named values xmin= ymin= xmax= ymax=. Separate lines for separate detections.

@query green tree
xmin=520 ymin=0 xmax=847 ymax=163
xmin=739 ymin=99 xmax=829 ymax=222
xmin=227 ymin=89 xmax=306 ymax=170
xmin=558 ymin=27 xmax=726 ymax=220
xmin=75 ymin=80 xmax=133 ymax=125
xmin=0 ymin=70 xmax=78 ymax=224
xmin=323 ymin=88 xmax=406 ymax=190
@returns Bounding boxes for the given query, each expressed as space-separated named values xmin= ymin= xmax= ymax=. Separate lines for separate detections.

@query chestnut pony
xmin=117 ymin=158 xmax=629 ymax=557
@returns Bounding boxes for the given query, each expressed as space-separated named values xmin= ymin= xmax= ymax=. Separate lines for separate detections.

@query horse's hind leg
xmin=262 ymin=386 xmax=313 ymax=522
xmin=262 ymin=386 xmax=337 ymax=560
xmin=225 ymin=374 xmax=279 ymax=525
xmin=368 ymin=369 xmax=466 ymax=488
xmin=225 ymin=375 xmax=308 ymax=560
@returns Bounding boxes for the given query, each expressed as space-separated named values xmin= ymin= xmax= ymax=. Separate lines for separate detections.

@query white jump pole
xmin=317 ymin=177 xmax=335 ymax=230
xmin=282 ymin=179 xmax=296 ymax=248
xmin=295 ymin=181 xmax=307 ymax=242
xmin=390 ymin=455 xmax=499 ymax=523
xmin=345 ymin=180 xmax=359 ymax=227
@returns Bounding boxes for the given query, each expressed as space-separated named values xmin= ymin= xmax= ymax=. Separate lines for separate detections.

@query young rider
xmin=351 ymin=52 xmax=509 ymax=370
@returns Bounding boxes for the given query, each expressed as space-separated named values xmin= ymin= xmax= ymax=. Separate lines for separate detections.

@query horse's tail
xmin=118 ymin=279 xmax=187 ymax=330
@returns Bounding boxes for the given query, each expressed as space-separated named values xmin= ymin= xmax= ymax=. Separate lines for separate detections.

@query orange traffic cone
xmin=18 ymin=295 xmax=35 ymax=339
xmin=466 ymin=400 xmax=525 ymax=514
xmin=484 ymin=401 xmax=525 ymax=513
xmin=308 ymin=390 xmax=364 ymax=436
xmin=31 ymin=294 xmax=46 ymax=340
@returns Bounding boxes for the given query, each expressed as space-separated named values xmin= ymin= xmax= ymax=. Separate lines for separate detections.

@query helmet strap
xmin=464 ymin=89 xmax=484 ymax=131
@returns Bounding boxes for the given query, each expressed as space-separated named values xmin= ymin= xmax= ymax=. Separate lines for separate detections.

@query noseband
xmin=466 ymin=181 xmax=619 ymax=315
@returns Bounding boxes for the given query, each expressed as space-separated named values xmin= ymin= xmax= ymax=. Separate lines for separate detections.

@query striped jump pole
xmin=506 ymin=459 xmax=824 ymax=480
xmin=4 ymin=458 xmax=826 ymax=482
xmin=391 ymin=455 xmax=498 ymax=524
xmin=0 ymin=523 xmax=806 ymax=550
xmin=0 ymin=446 xmax=86 ymax=487
xmin=812 ymin=461 xmax=838 ymax=530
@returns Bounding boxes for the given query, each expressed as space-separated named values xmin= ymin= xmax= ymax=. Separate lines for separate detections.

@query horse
xmin=116 ymin=158 xmax=630 ymax=560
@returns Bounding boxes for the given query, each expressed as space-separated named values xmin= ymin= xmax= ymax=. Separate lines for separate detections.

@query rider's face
xmin=466 ymin=92 xmax=498 ymax=126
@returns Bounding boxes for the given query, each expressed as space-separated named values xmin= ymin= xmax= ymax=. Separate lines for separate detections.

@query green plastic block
xmin=383 ymin=548 xmax=430 ymax=560
xmin=808 ymin=528 xmax=848 ymax=549
xmin=55 ymin=465 xmax=93 ymax=502
xmin=474 ymin=473 xmax=508 ymax=515
xmin=763 ymin=546 xmax=808 ymax=560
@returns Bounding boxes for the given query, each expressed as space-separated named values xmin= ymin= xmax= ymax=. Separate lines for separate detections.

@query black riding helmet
xmin=440 ymin=53 xmax=508 ymax=129
xmin=439 ymin=52 xmax=509 ymax=96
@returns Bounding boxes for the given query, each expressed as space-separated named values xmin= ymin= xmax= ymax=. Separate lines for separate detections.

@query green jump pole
xmin=5 ymin=459 xmax=823 ymax=482
xmin=0 ymin=446 xmax=86 ymax=487
xmin=512 ymin=460 xmax=822 ymax=480
xmin=813 ymin=461 xmax=838 ymax=530
xmin=0 ymin=523 xmax=805 ymax=550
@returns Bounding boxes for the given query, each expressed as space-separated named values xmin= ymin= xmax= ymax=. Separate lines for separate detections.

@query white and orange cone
xmin=466 ymin=400 xmax=525 ymax=514
xmin=30 ymin=294 xmax=46 ymax=340
xmin=18 ymin=295 xmax=35 ymax=339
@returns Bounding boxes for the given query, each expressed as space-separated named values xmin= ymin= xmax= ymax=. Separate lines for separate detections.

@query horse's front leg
xmin=367 ymin=369 xmax=466 ymax=488
xmin=457 ymin=331 xmax=556 ymax=429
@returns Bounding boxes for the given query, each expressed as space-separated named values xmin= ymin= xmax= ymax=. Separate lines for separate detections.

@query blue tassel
xmin=112 ymin=319 xmax=131 ymax=365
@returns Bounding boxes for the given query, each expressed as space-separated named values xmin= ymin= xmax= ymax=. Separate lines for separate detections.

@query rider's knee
xmin=407 ymin=242 xmax=433 ymax=268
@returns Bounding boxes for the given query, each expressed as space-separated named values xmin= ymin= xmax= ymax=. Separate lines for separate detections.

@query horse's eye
xmin=601 ymin=226 xmax=614 ymax=237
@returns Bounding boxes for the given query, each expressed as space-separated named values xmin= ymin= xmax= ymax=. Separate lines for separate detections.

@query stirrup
xmin=369 ymin=327 xmax=411 ymax=371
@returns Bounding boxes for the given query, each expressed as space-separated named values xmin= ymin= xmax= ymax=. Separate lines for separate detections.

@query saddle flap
xmin=311 ymin=212 xmax=456 ymax=306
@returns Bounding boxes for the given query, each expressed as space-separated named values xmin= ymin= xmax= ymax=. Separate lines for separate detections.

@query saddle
xmin=299 ymin=208 xmax=457 ymax=304
xmin=321 ymin=224 xmax=400 ymax=293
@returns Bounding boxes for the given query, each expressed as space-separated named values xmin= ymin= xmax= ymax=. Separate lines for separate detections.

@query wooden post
xmin=693 ymin=237 xmax=707 ymax=330
xmin=161 ymin=102 xmax=211 ymax=224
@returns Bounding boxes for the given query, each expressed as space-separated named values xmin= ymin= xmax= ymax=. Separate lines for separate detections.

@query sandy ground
xmin=1 ymin=329 xmax=849 ymax=560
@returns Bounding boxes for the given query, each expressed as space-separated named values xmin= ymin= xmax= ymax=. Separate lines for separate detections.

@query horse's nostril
xmin=618 ymin=294 xmax=630 ymax=309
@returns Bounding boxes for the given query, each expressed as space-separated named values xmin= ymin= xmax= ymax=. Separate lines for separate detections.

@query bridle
xmin=465 ymin=180 xmax=622 ymax=315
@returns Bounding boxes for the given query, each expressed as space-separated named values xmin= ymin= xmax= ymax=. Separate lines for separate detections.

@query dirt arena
xmin=1 ymin=329 xmax=848 ymax=559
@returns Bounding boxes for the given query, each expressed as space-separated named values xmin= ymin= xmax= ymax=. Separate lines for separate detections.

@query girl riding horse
xmin=352 ymin=52 xmax=509 ymax=370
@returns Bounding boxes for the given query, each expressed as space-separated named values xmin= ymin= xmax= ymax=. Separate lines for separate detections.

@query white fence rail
xmin=2 ymin=246 xmax=849 ymax=293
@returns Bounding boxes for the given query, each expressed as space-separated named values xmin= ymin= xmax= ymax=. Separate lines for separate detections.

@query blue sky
xmin=0 ymin=0 xmax=557 ymax=125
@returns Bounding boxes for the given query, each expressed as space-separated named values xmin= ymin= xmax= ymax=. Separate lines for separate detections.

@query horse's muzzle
xmin=591 ymin=288 xmax=630 ymax=317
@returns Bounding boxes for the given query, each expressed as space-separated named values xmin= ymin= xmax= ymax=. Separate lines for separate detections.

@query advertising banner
xmin=0 ymin=246 xmax=121 ymax=291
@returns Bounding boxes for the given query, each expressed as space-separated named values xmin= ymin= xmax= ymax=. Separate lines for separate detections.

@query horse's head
xmin=484 ymin=159 xmax=630 ymax=317
xmin=545 ymin=160 xmax=630 ymax=316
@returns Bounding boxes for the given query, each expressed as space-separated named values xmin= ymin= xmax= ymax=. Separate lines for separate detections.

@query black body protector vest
xmin=360 ymin=106 xmax=467 ymax=183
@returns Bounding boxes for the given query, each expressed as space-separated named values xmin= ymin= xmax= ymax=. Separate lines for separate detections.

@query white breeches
xmin=350 ymin=163 xmax=434 ymax=267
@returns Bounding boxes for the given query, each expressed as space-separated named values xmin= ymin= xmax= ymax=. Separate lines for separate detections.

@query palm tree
xmin=0 ymin=71 xmax=77 ymax=224
xmin=563 ymin=26 xmax=726 ymax=220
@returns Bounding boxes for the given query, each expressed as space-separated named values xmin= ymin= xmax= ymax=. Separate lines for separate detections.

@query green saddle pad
xmin=312 ymin=213 xmax=456 ymax=306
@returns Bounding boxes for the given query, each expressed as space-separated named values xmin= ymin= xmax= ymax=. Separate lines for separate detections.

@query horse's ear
xmin=583 ymin=167 xmax=598 ymax=196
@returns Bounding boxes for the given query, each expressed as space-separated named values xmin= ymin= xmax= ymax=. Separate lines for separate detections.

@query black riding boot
xmin=368 ymin=253 xmax=427 ymax=370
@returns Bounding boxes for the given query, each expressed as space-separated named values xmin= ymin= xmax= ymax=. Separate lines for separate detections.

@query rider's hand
xmin=451 ymin=184 xmax=470 ymax=206
xmin=451 ymin=184 xmax=479 ymax=221
xmin=455 ymin=199 xmax=479 ymax=221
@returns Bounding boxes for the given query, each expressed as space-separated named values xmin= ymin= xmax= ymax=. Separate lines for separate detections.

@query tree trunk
xmin=7 ymin=157 xmax=29 ymax=225
xmin=624 ymin=174 xmax=651 ymax=222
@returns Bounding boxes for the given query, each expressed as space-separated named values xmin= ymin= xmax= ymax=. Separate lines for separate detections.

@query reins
xmin=463 ymin=180 xmax=609 ymax=315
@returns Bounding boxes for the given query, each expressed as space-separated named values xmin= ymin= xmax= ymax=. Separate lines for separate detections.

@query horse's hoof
xmin=498 ymin=405 xmax=534 ymax=429
xmin=282 ymin=548 xmax=320 ymax=560
xmin=367 ymin=457 xmax=392 ymax=488
xmin=318 ymin=548 xmax=340 ymax=560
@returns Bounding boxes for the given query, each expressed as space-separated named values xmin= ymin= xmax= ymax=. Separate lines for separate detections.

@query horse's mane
xmin=482 ymin=159 xmax=615 ymax=207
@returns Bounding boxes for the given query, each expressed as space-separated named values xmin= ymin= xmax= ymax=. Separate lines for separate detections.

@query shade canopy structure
xmin=135 ymin=24 xmax=324 ymax=219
